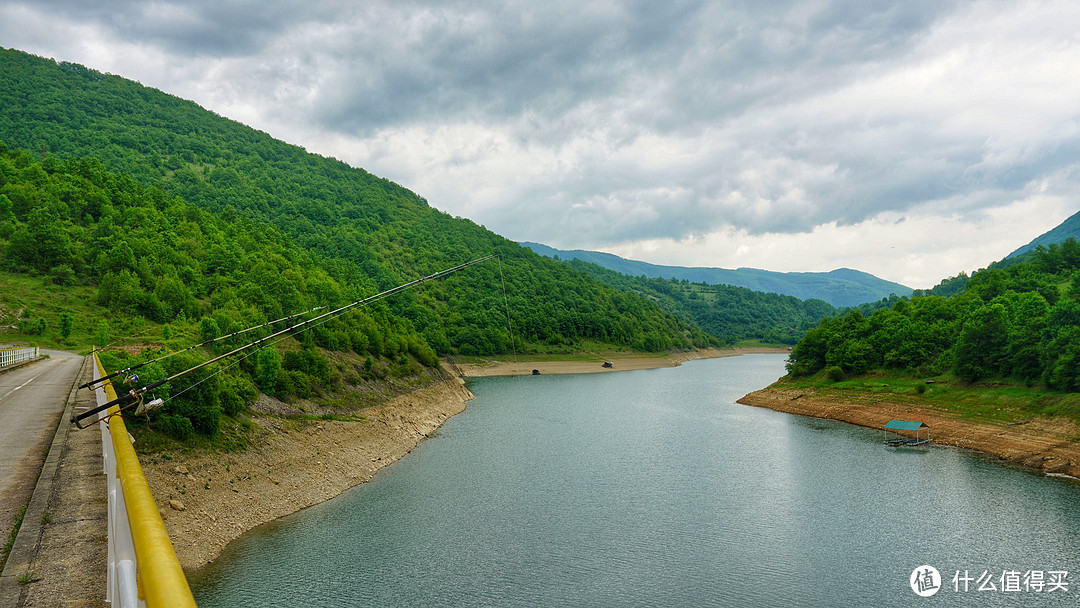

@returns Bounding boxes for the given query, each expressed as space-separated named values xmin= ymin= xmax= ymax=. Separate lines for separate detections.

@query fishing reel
xmin=72 ymin=379 xmax=168 ymax=429
xmin=135 ymin=397 xmax=165 ymax=416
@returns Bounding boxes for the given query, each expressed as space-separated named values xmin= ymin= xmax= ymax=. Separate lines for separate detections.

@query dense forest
xmin=787 ymin=239 xmax=1080 ymax=391
xmin=563 ymin=259 xmax=838 ymax=344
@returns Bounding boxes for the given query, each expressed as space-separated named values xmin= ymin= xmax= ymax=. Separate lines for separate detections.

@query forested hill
xmin=562 ymin=259 xmax=838 ymax=345
xmin=786 ymin=240 xmax=1080 ymax=391
xmin=522 ymin=242 xmax=912 ymax=308
xmin=0 ymin=47 xmax=714 ymax=356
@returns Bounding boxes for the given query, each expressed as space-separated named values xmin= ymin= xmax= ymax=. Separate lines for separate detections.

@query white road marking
xmin=0 ymin=369 xmax=48 ymax=401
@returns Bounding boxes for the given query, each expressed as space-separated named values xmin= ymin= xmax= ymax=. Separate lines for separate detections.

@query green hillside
xmin=0 ymin=47 xmax=724 ymax=439
xmin=1007 ymin=209 xmax=1080 ymax=259
xmin=522 ymin=242 xmax=912 ymax=308
xmin=564 ymin=259 xmax=838 ymax=345
xmin=787 ymin=239 xmax=1080 ymax=395
xmin=0 ymin=47 xmax=713 ymax=358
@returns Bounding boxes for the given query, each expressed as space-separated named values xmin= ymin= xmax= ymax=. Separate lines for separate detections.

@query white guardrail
xmin=0 ymin=346 xmax=38 ymax=368
xmin=92 ymin=354 xmax=197 ymax=608
xmin=94 ymin=372 xmax=139 ymax=608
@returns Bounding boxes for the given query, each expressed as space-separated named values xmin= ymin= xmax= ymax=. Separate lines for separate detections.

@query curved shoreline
xmin=738 ymin=384 xmax=1080 ymax=479
xmin=448 ymin=346 xmax=788 ymax=377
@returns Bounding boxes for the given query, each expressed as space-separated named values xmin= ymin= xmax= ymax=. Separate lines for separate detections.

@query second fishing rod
xmin=78 ymin=305 xmax=329 ymax=392
xmin=72 ymin=254 xmax=498 ymax=428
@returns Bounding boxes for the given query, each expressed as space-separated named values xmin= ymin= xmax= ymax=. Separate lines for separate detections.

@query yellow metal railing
xmin=95 ymin=354 xmax=197 ymax=608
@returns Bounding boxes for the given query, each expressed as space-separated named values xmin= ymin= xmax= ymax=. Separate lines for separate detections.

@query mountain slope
xmin=564 ymin=259 xmax=839 ymax=344
xmin=1007 ymin=209 xmax=1080 ymax=258
xmin=0 ymin=47 xmax=714 ymax=357
xmin=522 ymin=242 xmax=912 ymax=308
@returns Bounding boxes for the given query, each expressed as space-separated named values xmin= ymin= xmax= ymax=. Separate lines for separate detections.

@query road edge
xmin=0 ymin=354 xmax=88 ymax=606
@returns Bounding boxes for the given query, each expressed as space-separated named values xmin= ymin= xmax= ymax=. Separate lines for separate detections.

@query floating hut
xmin=883 ymin=420 xmax=930 ymax=447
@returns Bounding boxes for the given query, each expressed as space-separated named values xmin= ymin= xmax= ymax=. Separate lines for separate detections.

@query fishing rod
xmin=78 ymin=305 xmax=329 ymax=391
xmin=72 ymin=254 xmax=498 ymax=429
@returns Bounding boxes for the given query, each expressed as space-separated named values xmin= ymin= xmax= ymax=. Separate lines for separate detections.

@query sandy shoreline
xmin=448 ymin=346 xmax=788 ymax=377
xmin=738 ymin=384 xmax=1080 ymax=479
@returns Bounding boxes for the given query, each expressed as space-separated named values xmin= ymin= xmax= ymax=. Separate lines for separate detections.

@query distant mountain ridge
xmin=522 ymin=242 xmax=912 ymax=308
xmin=1008 ymin=209 xmax=1080 ymax=258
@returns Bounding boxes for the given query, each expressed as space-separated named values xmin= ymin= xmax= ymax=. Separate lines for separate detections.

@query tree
xmin=94 ymin=319 xmax=110 ymax=347
xmin=199 ymin=316 xmax=220 ymax=343
xmin=58 ymin=312 xmax=73 ymax=341
xmin=256 ymin=347 xmax=282 ymax=394
xmin=954 ymin=303 xmax=1008 ymax=382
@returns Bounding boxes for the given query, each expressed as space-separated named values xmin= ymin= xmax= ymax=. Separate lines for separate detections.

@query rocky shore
xmin=738 ymin=384 xmax=1080 ymax=479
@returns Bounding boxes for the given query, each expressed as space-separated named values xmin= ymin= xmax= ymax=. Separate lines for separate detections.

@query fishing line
xmin=80 ymin=305 xmax=328 ymax=390
xmin=164 ymin=300 xmax=365 ymax=404
xmin=72 ymin=254 xmax=497 ymax=428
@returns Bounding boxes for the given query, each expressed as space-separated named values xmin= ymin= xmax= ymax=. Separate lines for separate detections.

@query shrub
xmin=156 ymin=414 xmax=193 ymax=441
xmin=826 ymin=365 xmax=845 ymax=383
xmin=220 ymin=375 xmax=258 ymax=417
xmin=163 ymin=353 xmax=221 ymax=436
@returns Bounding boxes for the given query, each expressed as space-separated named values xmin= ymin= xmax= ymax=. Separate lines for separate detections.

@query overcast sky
xmin=3 ymin=0 xmax=1080 ymax=288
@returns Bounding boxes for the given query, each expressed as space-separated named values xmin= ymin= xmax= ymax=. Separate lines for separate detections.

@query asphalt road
xmin=0 ymin=351 xmax=83 ymax=547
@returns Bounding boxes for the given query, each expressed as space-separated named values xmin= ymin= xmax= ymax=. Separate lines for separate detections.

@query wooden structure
xmin=883 ymin=420 xmax=930 ymax=447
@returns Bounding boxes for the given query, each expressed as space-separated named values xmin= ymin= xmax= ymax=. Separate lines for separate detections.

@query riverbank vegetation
xmin=786 ymin=240 xmax=1080 ymax=403
xmin=776 ymin=370 xmax=1080 ymax=426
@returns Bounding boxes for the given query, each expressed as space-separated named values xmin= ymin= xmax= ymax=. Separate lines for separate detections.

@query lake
xmin=190 ymin=354 xmax=1080 ymax=606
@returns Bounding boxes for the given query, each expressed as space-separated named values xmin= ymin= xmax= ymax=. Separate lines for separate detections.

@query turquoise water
xmin=190 ymin=354 xmax=1080 ymax=606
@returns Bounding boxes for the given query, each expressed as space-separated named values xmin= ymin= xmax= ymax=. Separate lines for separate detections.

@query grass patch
xmin=779 ymin=371 xmax=1080 ymax=427
xmin=1 ymin=505 xmax=27 ymax=571
xmin=289 ymin=413 xmax=365 ymax=423
xmin=0 ymin=270 xmax=185 ymax=352
xmin=729 ymin=339 xmax=792 ymax=349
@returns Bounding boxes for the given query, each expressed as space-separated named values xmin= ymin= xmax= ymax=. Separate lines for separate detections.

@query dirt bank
xmin=449 ymin=346 xmax=788 ymax=377
xmin=141 ymin=377 xmax=474 ymax=571
xmin=738 ymin=385 xmax=1080 ymax=479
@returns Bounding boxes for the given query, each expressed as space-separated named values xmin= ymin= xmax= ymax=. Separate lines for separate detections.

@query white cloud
xmin=605 ymin=188 xmax=1078 ymax=288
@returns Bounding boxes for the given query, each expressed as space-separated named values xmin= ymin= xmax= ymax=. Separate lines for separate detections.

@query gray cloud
xmin=2 ymin=0 xmax=1079 ymax=284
